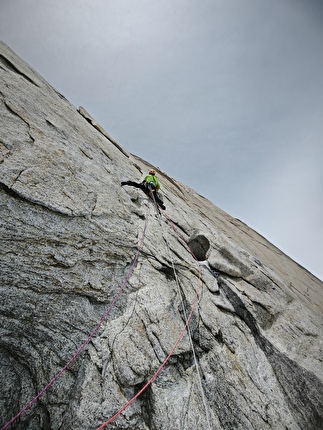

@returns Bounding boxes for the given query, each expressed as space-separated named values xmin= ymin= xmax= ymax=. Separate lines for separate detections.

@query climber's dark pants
xmin=122 ymin=180 xmax=157 ymax=194
xmin=121 ymin=180 xmax=144 ymax=190
xmin=121 ymin=181 xmax=162 ymax=205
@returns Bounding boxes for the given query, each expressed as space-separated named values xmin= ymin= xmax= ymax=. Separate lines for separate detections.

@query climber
xmin=142 ymin=168 xmax=160 ymax=193
xmin=121 ymin=169 xmax=166 ymax=210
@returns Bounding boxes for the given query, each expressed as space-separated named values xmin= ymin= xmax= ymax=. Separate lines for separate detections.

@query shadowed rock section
xmin=1 ymin=41 xmax=323 ymax=430
xmin=187 ymin=231 xmax=210 ymax=261
xmin=219 ymin=279 xmax=323 ymax=430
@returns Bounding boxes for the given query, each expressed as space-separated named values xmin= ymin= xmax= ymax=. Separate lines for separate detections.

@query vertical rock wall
xmin=1 ymin=42 xmax=323 ymax=430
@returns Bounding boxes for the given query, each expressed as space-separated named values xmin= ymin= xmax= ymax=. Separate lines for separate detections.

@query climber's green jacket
xmin=143 ymin=174 xmax=160 ymax=190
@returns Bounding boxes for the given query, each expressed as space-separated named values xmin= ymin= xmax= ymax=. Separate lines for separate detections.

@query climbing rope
xmin=96 ymin=209 xmax=210 ymax=429
xmin=160 ymin=214 xmax=212 ymax=430
xmin=147 ymin=186 xmax=161 ymax=215
xmin=1 ymin=202 xmax=151 ymax=430
xmin=96 ymin=271 xmax=201 ymax=429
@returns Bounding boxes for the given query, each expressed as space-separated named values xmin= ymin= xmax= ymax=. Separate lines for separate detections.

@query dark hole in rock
xmin=187 ymin=234 xmax=210 ymax=261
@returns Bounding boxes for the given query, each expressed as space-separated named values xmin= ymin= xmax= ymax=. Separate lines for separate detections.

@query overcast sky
xmin=1 ymin=0 xmax=322 ymax=280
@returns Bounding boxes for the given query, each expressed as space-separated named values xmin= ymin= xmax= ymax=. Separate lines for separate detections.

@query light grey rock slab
xmin=1 ymin=41 xmax=323 ymax=430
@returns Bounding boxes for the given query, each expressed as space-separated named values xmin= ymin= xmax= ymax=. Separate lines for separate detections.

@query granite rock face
xmin=1 ymin=42 xmax=323 ymax=430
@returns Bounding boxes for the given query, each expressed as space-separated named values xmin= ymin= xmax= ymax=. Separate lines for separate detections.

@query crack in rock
xmin=219 ymin=279 xmax=323 ymax=429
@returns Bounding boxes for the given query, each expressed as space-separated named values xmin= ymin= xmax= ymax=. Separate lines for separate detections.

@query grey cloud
xmin=0 ymin=0 xmax=322 ymax=279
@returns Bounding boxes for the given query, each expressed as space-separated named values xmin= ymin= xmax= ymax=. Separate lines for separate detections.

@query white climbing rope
xmin=158 ymin=213 xmax=212 ymax=430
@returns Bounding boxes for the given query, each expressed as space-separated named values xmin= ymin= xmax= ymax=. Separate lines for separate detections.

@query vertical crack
xmin=219 ymin=278 xmax=323 ymax=429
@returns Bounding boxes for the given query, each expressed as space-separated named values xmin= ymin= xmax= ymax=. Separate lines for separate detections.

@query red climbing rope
xmin=97 ymin=270 xmax=202 ymax=429
xmin=1 ymin=203 xmax=151 ymax=430
xmin=96 ymin=211 xmax=203 ymax=429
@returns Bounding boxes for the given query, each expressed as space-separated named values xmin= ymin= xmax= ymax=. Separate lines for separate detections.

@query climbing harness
xmin=1 ymin=202 xmax=151 ymax=430
xmin=97 ymin=210 xmax=212 ymax=429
